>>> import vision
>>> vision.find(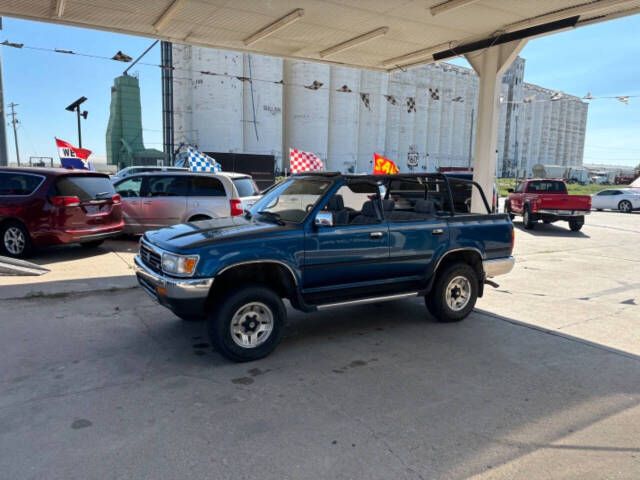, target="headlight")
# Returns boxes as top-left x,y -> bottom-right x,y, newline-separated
161,252 -> 199,277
